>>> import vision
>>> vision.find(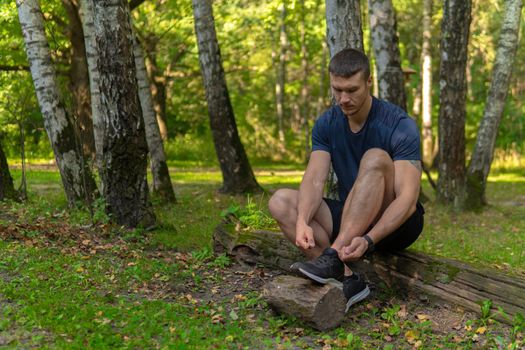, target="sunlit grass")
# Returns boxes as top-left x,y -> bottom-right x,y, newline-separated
6,158 -> 525,275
